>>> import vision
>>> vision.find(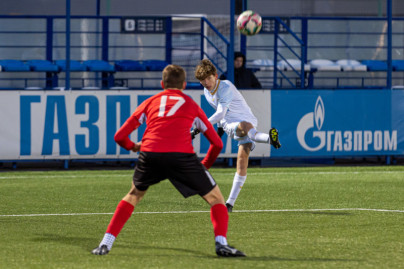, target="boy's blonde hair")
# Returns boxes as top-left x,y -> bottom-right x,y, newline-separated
195,59 -> 217,80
